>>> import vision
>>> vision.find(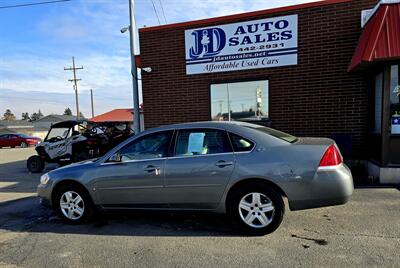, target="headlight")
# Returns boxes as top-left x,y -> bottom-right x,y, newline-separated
40,173 -> 50,185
